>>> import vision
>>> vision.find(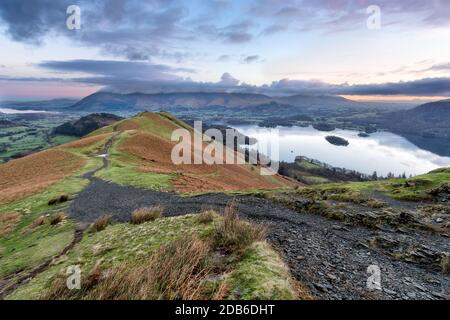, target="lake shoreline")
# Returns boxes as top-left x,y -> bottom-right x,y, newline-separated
232,124 -> 450,177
